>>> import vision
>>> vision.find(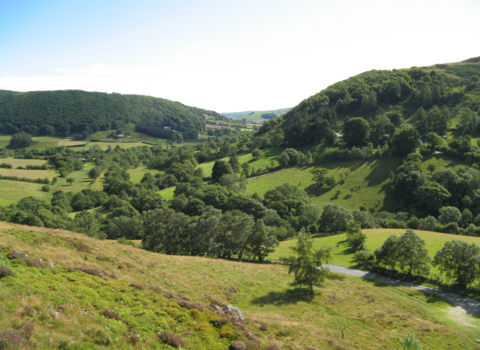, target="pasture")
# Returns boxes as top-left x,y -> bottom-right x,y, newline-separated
267,228 -> 480,274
